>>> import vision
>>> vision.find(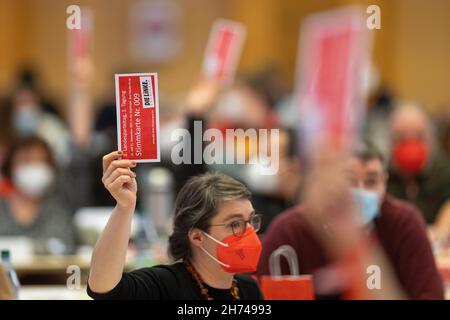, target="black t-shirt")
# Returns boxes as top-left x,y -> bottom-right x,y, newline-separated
87,262 -> 263,300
